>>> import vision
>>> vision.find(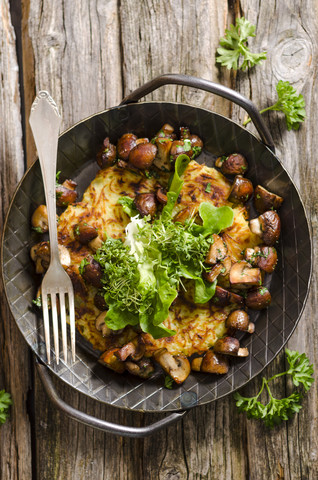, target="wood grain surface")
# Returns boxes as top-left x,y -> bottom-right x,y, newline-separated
1,1 -> 317,479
